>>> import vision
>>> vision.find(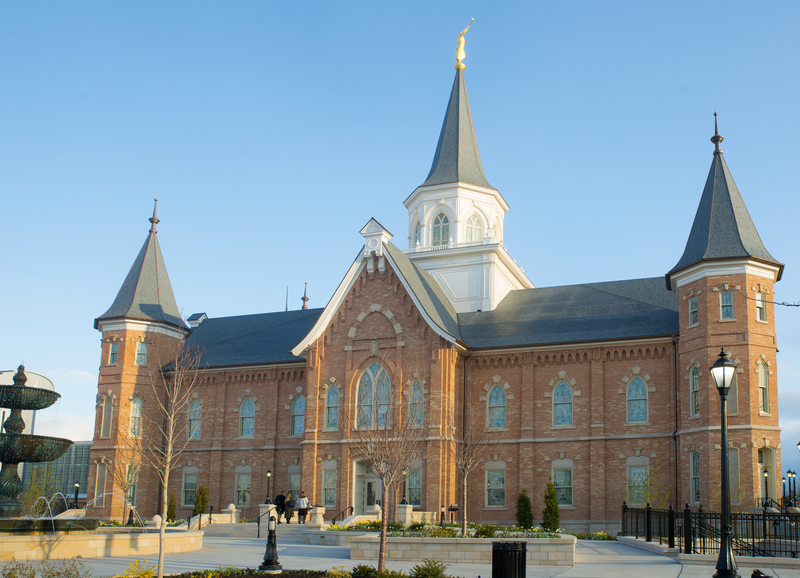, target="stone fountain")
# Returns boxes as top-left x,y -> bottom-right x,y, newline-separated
0,365 -> 72,518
